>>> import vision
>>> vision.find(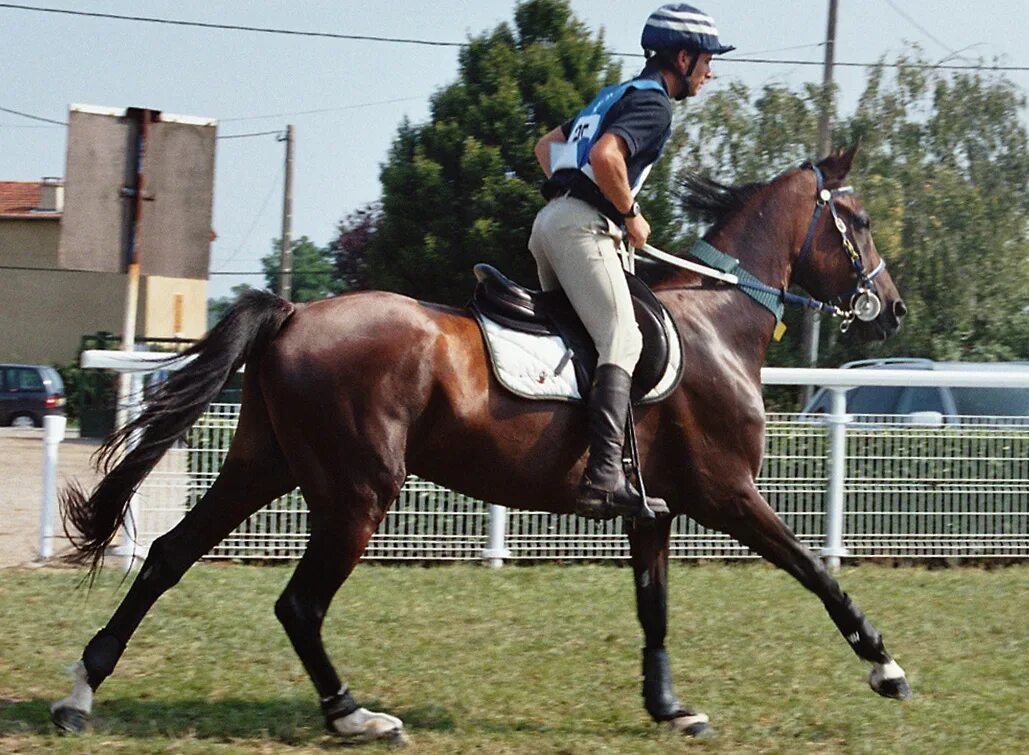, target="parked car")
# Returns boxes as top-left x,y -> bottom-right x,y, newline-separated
0,363 -> 66,428
802,358 -> 1029,424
